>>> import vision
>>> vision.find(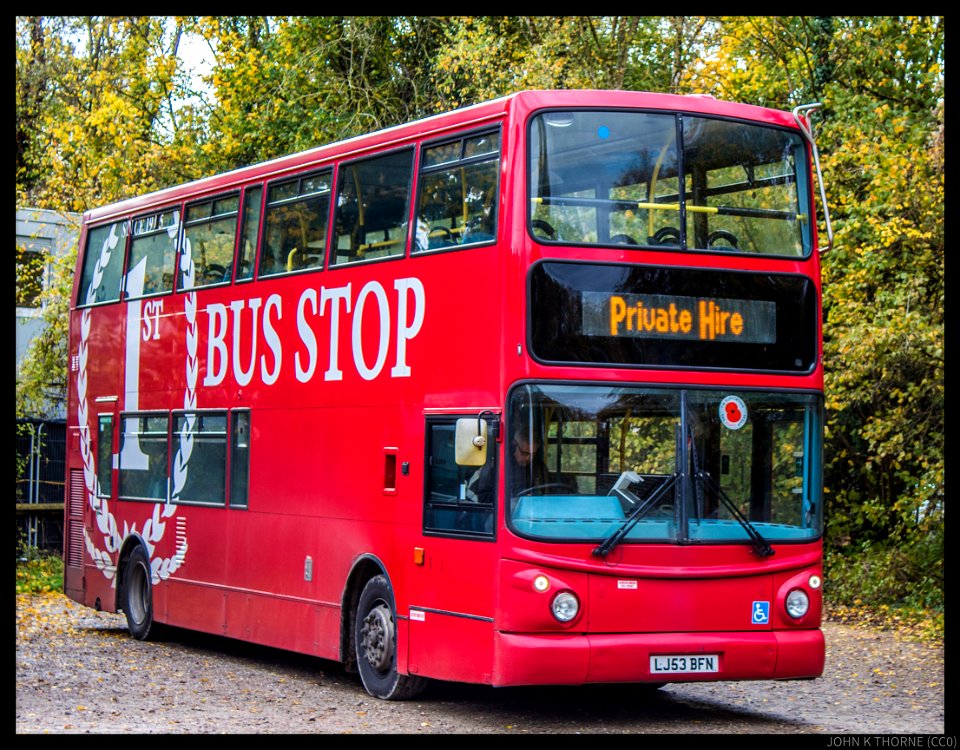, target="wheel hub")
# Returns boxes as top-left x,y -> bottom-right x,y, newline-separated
360,602 -> 394,674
